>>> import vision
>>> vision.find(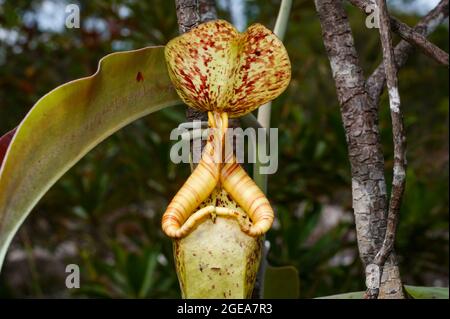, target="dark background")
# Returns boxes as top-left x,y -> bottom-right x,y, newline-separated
0,0 -> 448,298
